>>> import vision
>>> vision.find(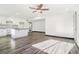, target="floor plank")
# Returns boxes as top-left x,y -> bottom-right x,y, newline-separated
0,32 -> 78,54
